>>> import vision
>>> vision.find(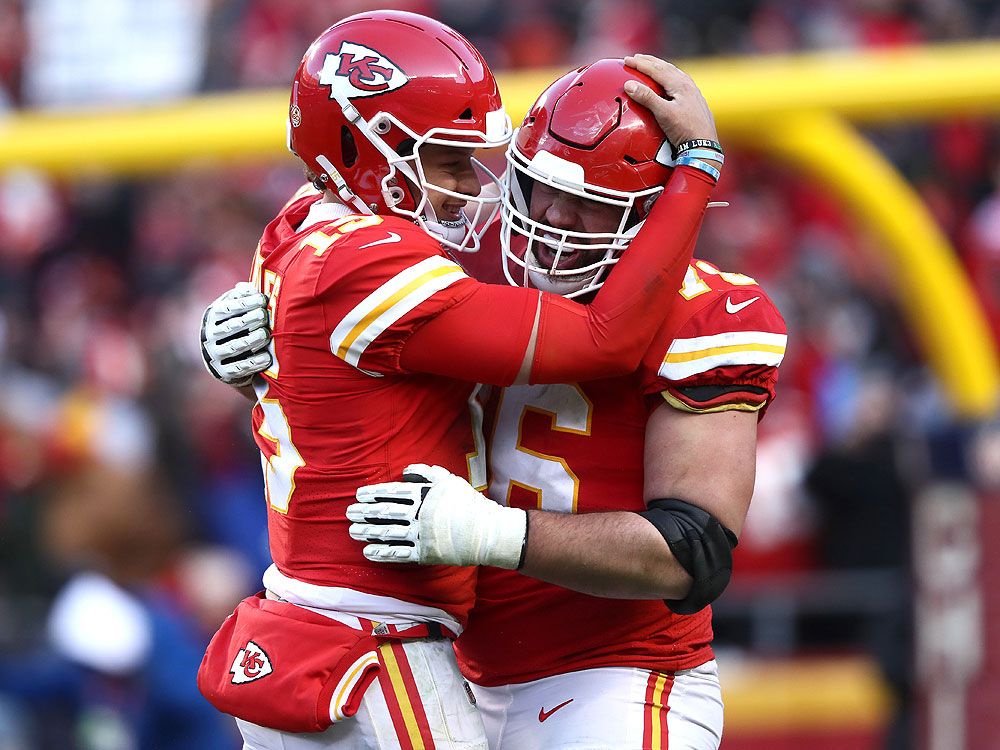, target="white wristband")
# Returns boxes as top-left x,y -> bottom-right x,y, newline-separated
478,504 -> 528,569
